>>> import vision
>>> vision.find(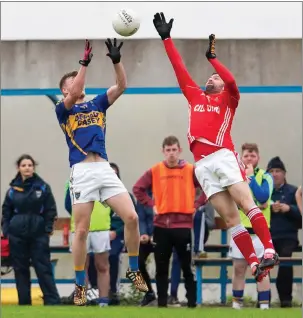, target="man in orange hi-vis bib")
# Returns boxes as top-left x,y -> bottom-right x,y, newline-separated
133,136 -> 207,308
